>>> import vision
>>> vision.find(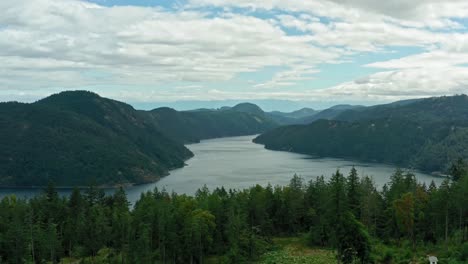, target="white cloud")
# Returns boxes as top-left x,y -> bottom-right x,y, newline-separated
367,51 -> 468,69
0,0 -> 338,93
189,0 -> 468,102
1,0 -> 468,104
254,65 -> 320,89
320,67 -> 468,101
191,0 -> 468,25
